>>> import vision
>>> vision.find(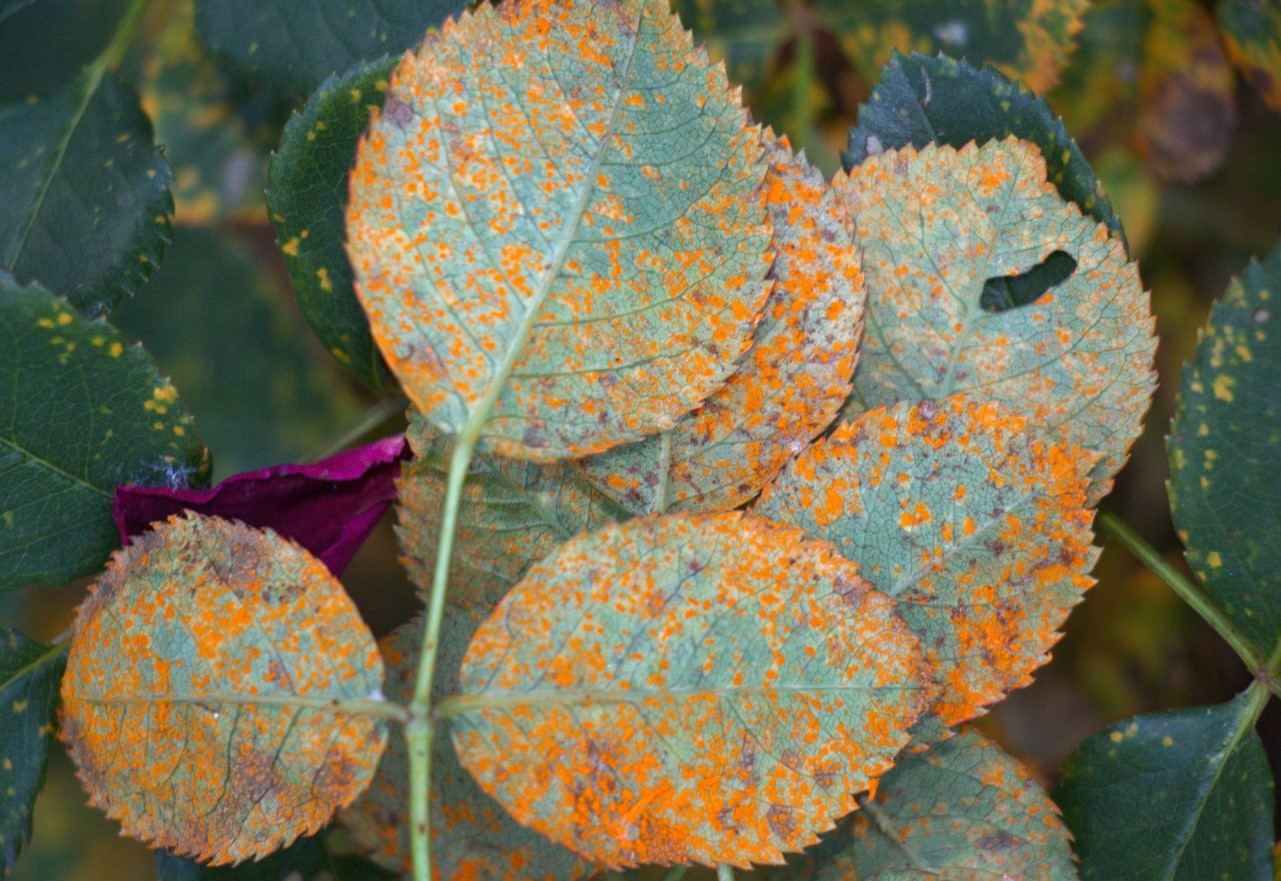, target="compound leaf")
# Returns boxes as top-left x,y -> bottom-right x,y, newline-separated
0,277 -> 208,592
59,513 -> 388,865
445,512 -> 933,867
348,0 -> 772,461
396,413 -> 628,605
193,0 -> 466,100
342,612 -> 593,880
838,138 -> 1155,502
755,396 -> 1097,726
846,52 -> 1121,239
578,131 -> 863,515
0,629 -> 67,874
1056,692 -> 1274,881
1168,241 -> 1281,661
0,68 -> 171,317
268,56 -> 397,392
1218,0 -> 1281,112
